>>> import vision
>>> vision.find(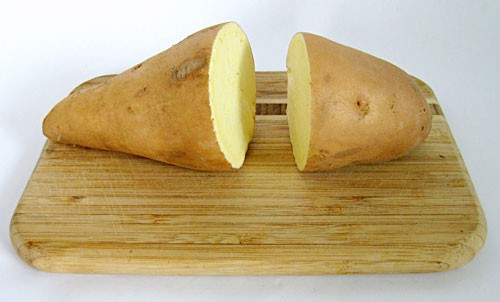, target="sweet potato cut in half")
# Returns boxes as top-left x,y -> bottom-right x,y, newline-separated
43,22 -> 256,171
286,33 -> 432,171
